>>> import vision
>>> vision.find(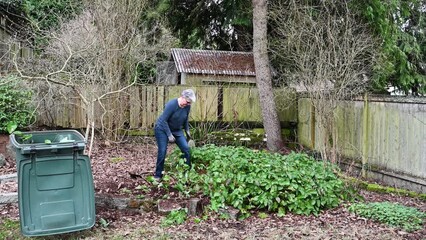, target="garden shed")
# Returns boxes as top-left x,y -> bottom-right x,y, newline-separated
157,48 -> 256,86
